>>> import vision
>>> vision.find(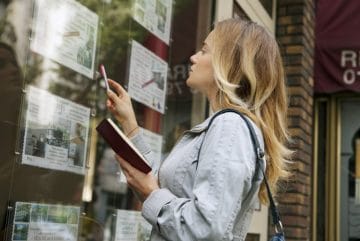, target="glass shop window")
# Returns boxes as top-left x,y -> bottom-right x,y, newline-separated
0,0 -> 211,240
